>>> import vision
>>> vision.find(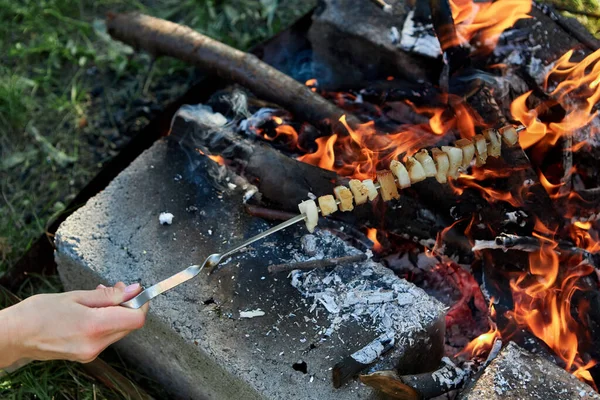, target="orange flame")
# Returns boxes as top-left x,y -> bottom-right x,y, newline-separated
461,300 -> 501,359
367,228 -> 383,252
296,105 -> 482,179
512,49 -> 600,149
449,0 -> 532,53
197,149 -> 226,165
450,171 -> 522,208
509,224 -> 596,381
